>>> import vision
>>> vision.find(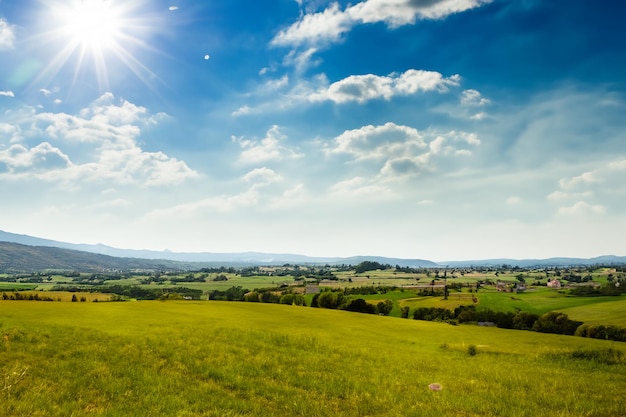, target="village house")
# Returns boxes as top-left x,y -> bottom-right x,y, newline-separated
547,279 -> 562,289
